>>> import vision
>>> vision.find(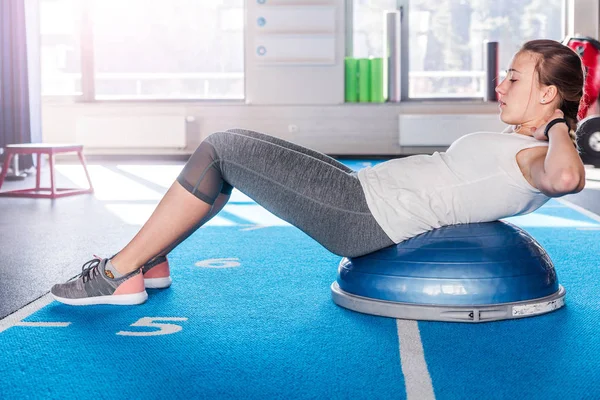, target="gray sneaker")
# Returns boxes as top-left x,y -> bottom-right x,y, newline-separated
51,258 -> 148,306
